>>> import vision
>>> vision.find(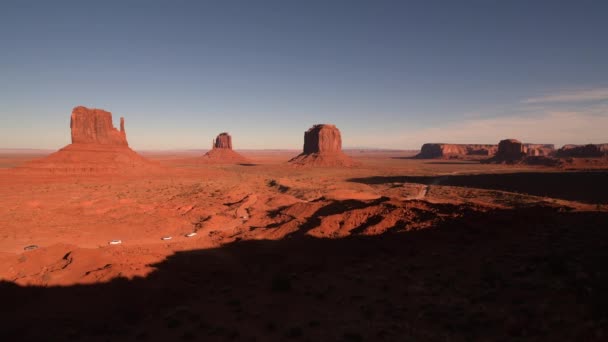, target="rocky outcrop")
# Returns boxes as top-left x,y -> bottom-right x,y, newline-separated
212,132 -> 233,149
415,144 -> 497,159
201,132 -> 249,164
523,144 -> 555,157
70,106 -> 128,146
303,124 -> 342,154
17,106 -> 156,174
556,144 -> 608,158
289,124 -> 355,167
495,139 -> 526,161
